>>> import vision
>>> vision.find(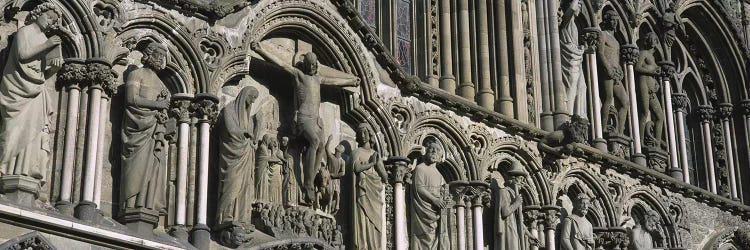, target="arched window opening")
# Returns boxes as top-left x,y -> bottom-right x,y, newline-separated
396,0 -> 414,73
